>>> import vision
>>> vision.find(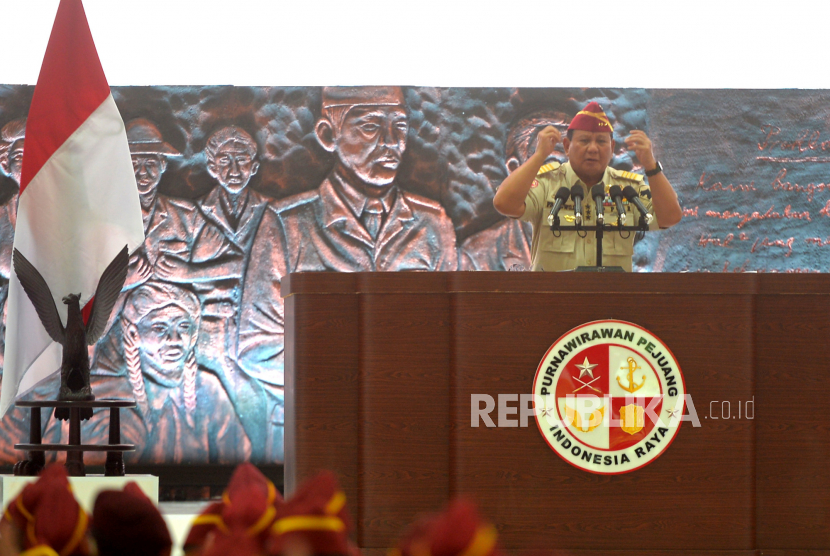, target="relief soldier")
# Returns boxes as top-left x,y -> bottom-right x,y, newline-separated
145,125 -> 271,458
459,110 -> 570,271
237,86 -> 458,386
122,118 -> 190,289
77,282 -> 251,463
